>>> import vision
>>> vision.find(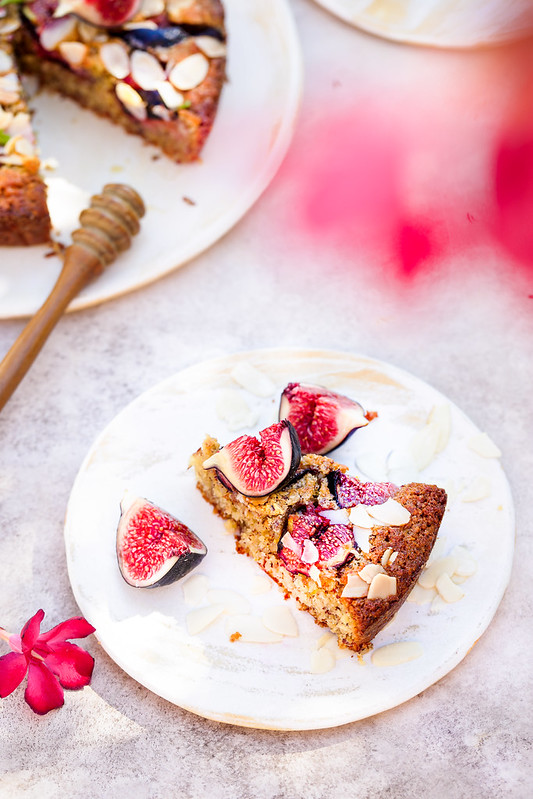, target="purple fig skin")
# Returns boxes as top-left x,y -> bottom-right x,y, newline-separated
202,420 -> 301,498
116,494 -> 207,589
279,382 -> 370,455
